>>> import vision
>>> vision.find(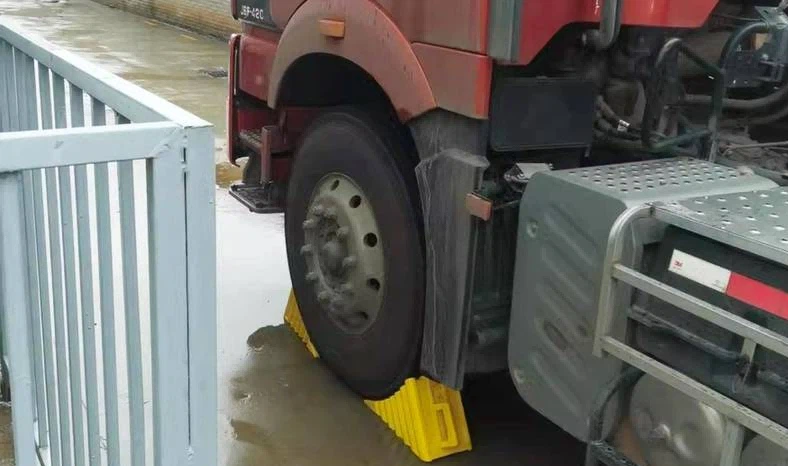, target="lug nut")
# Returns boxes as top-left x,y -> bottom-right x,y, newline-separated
300,245 -> 313,255
305,272 -> 318,282
340,283 -> 354,294
302,219 -> 317,230
336,227 -> 350,239
342,255 -> 357,269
